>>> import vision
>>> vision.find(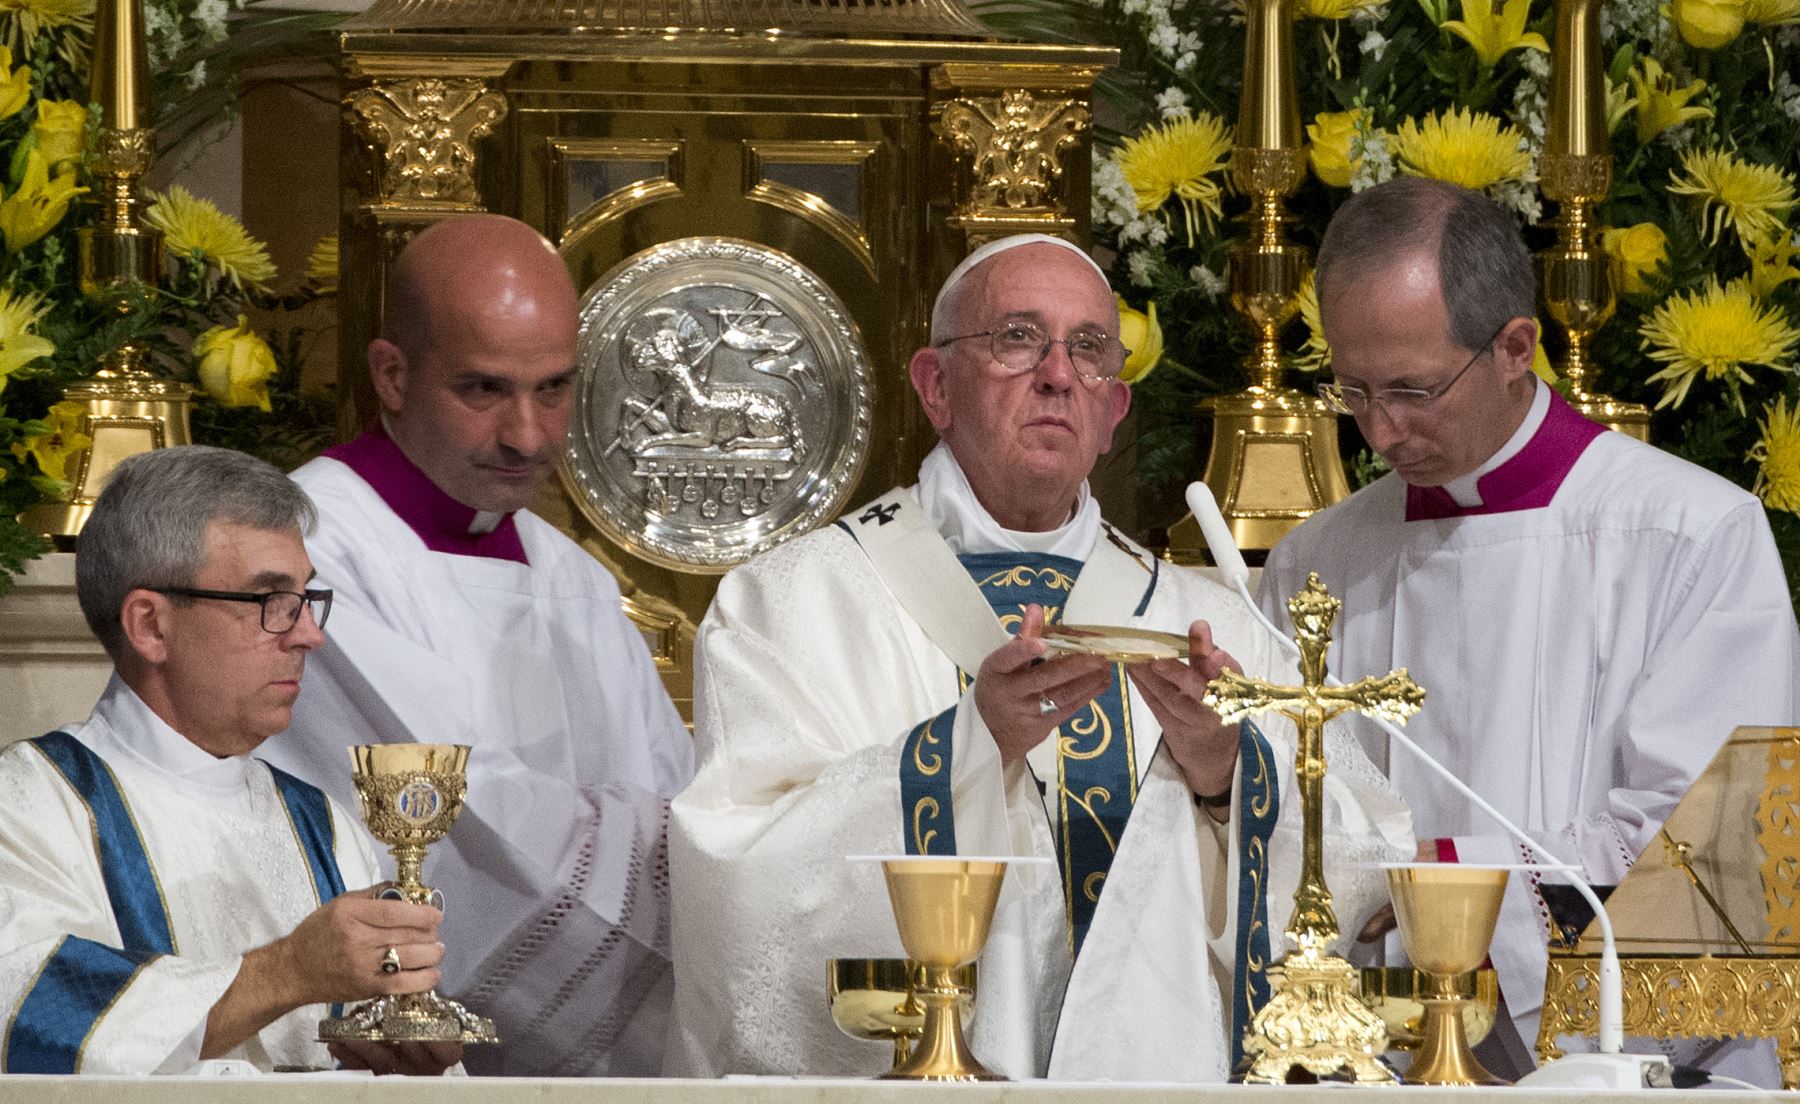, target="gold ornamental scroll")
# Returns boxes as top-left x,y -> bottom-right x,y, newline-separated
1539,726 -> 1800,1087
335,3 -> 1116,720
